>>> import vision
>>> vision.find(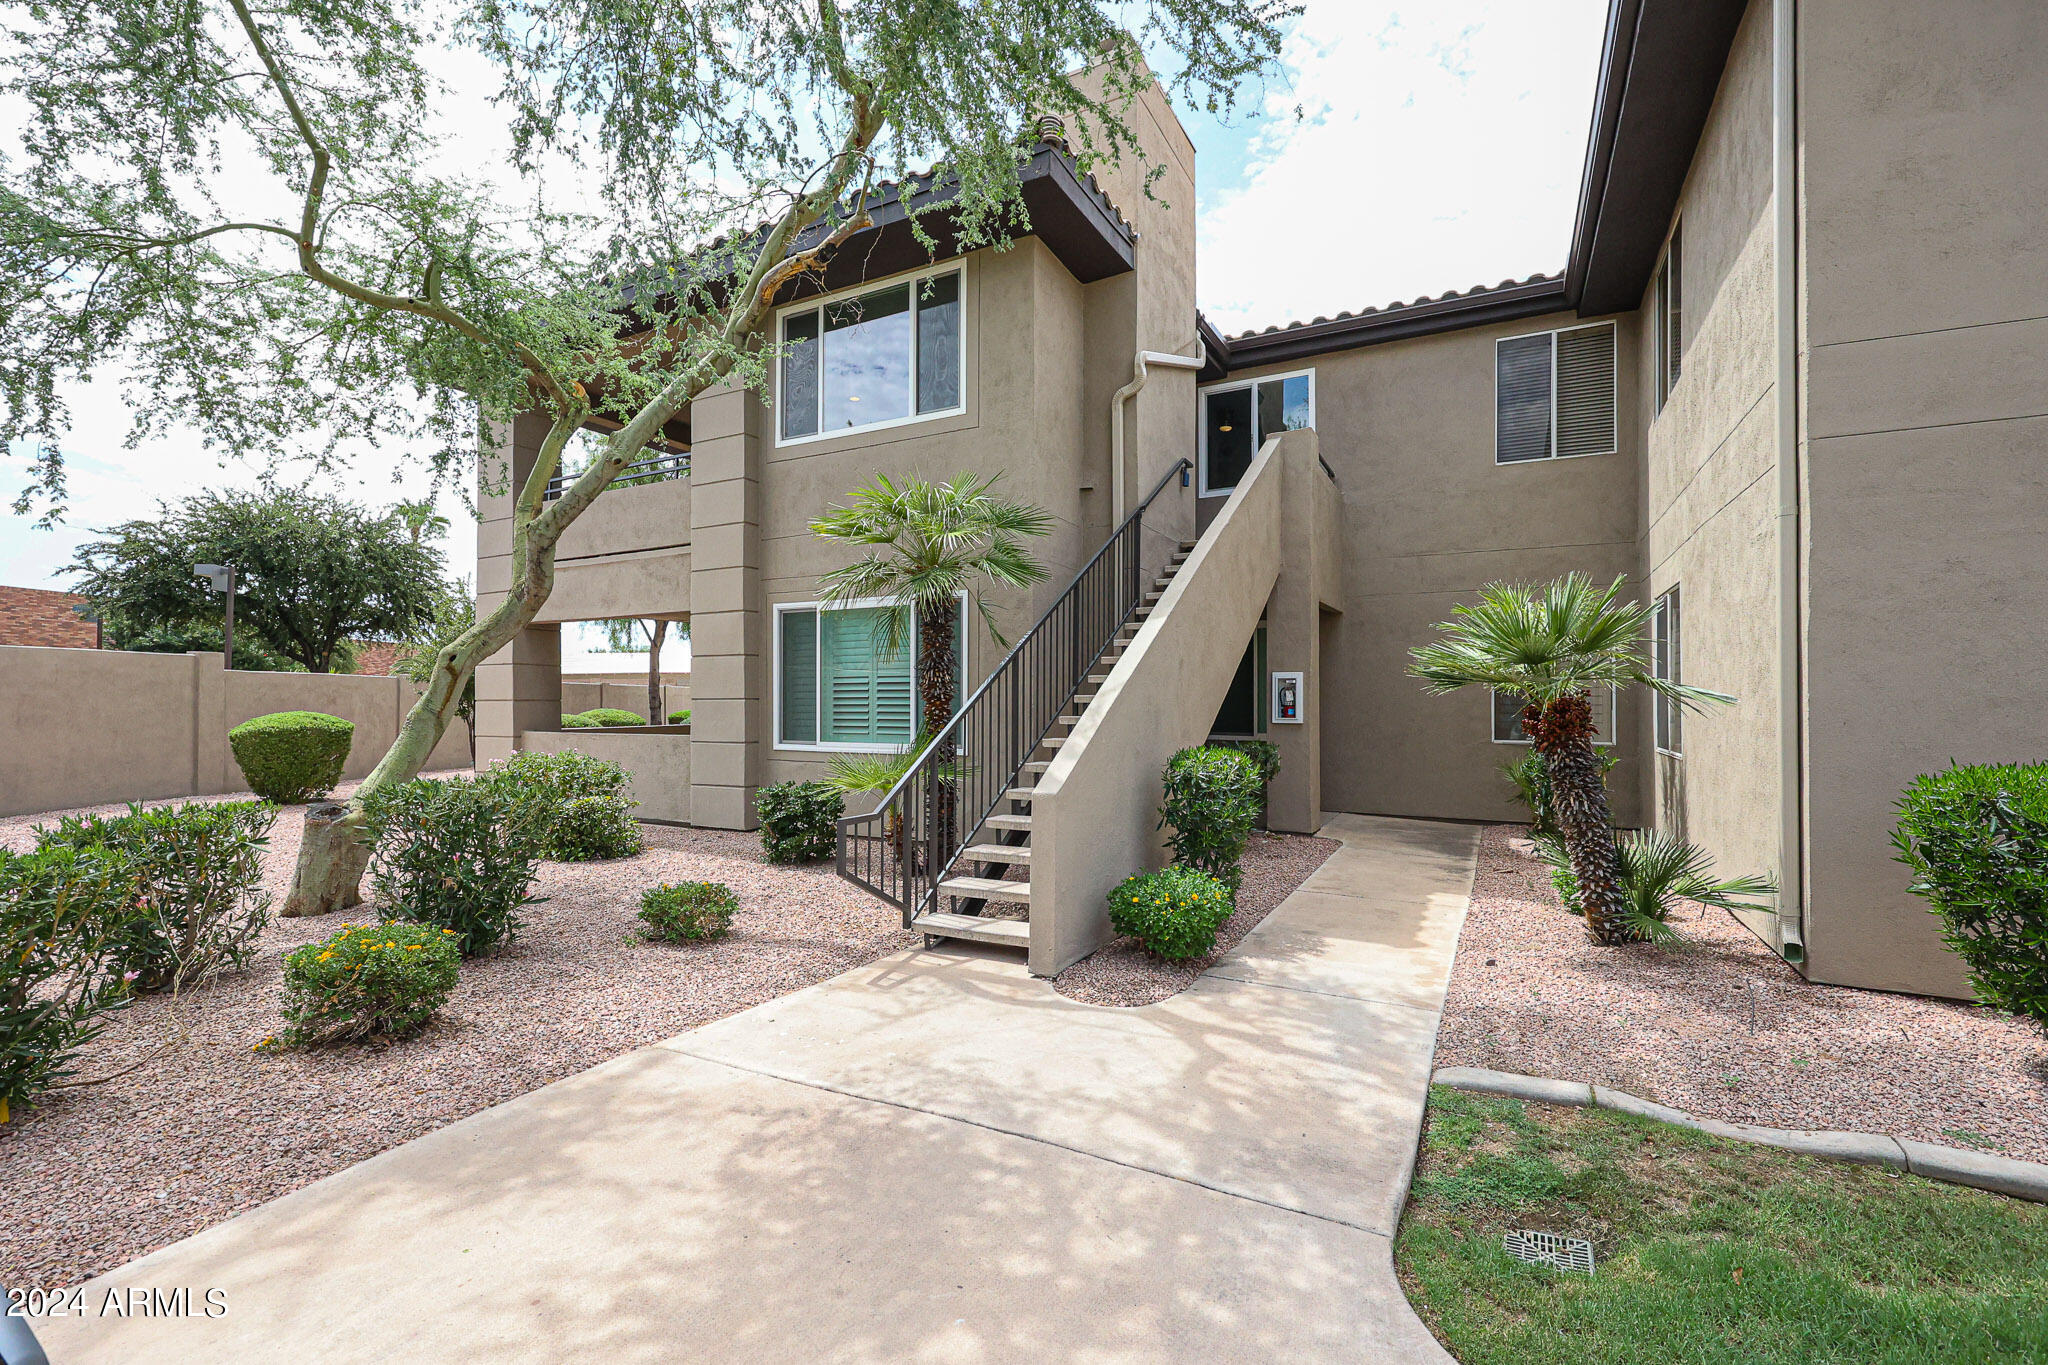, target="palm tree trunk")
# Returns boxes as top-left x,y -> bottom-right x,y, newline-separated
1528,693 -> 1641,946
917,601 -> 958,884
